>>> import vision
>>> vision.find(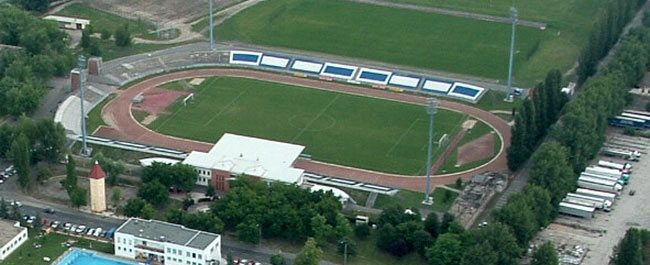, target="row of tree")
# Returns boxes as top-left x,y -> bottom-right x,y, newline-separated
0,6 -> 75,116
0,117 -> 67,190
492,13 -> 650,265
79,22 -> 132,57
613,228 -> 650,265
210,177 -> 347,244
507,69 -> 567,171
576,0 -> 647,83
